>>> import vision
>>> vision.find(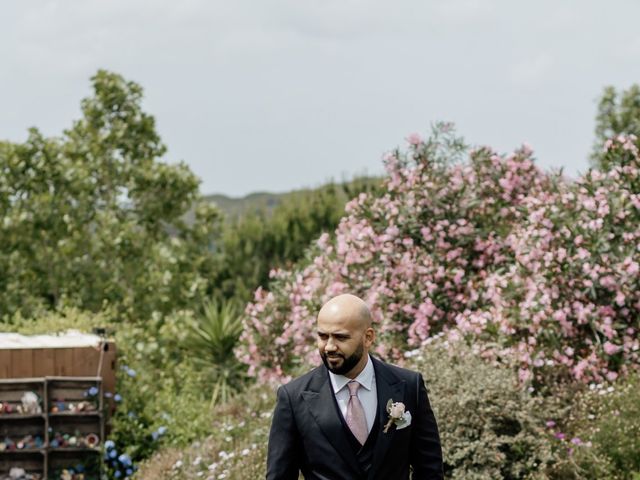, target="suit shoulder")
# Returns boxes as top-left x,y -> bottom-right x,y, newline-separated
373,356 -> 422,382
279,365 -> 325,394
